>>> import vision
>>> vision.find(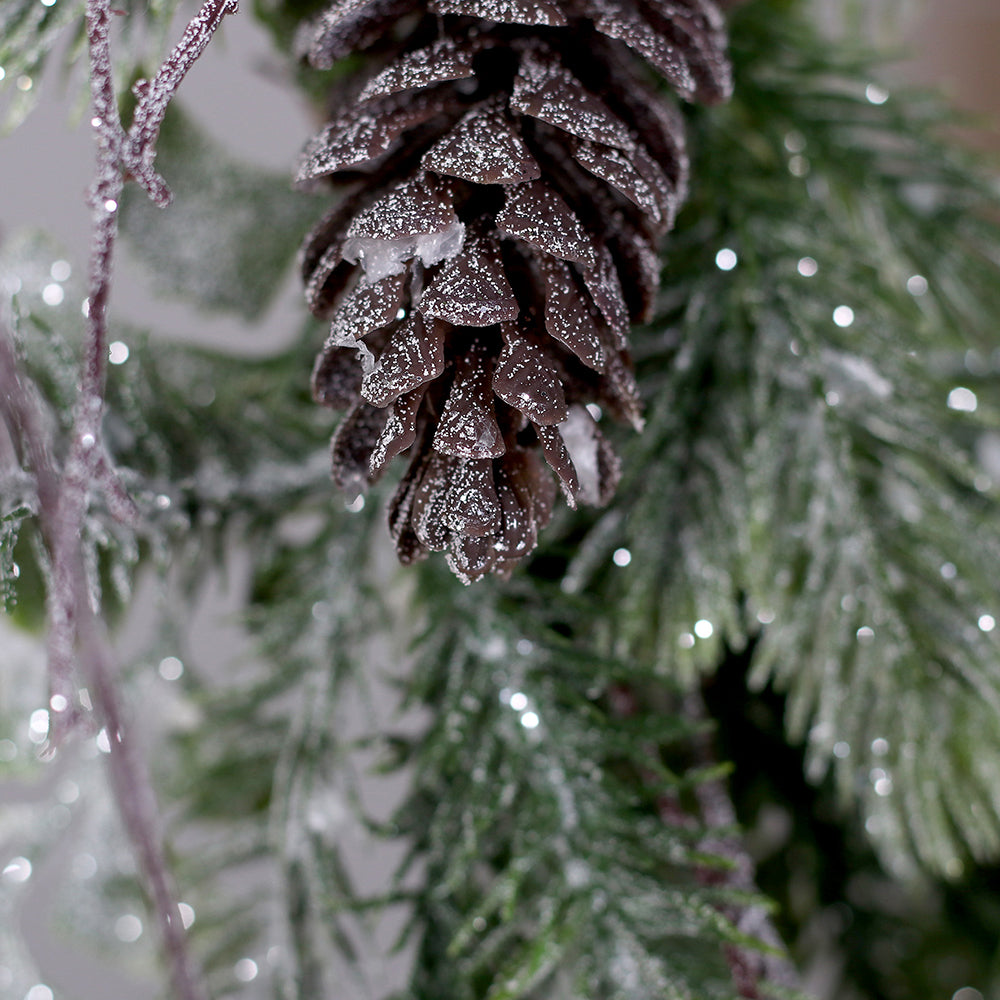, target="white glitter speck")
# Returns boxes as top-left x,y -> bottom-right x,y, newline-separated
715,248 -> 738,271
788,155 -> 809,177
952,988 -> 984,1000
865,83 -> 889,105
2,857 -> 32,882
158,656 -> 184,681
115,914 -> 143,942
947,387 -> 977,412
509,692 -> 528,712
833,305 -> 855,328
234,959 -> 258,982
783,131 -> 806,153
28,709 -> 49,741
